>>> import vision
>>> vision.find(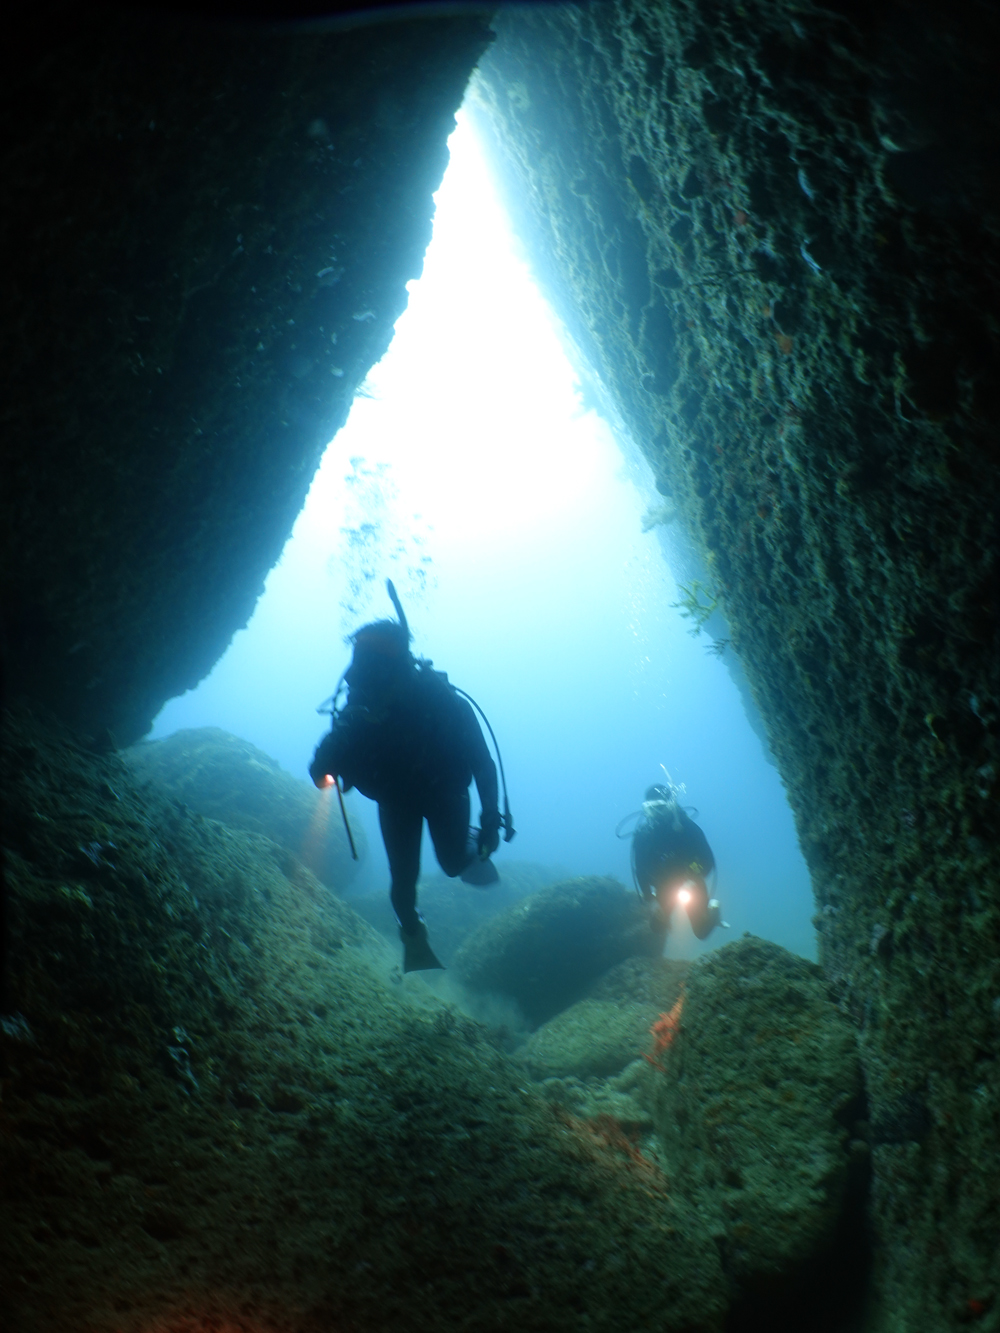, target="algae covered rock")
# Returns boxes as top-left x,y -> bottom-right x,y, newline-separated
2,705 -> 732,1333
533,1061 -> 656,1137
125,727 -> 363,890
516,954 -> 690,1084
517,998 -> 661,1080
475,6 -> 1000,1319
588,955 -> 690,1009
344,860 -> 565,962
651,936 -> 866,1302
4,9 -> 493,746
452,875 -> 667,1026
